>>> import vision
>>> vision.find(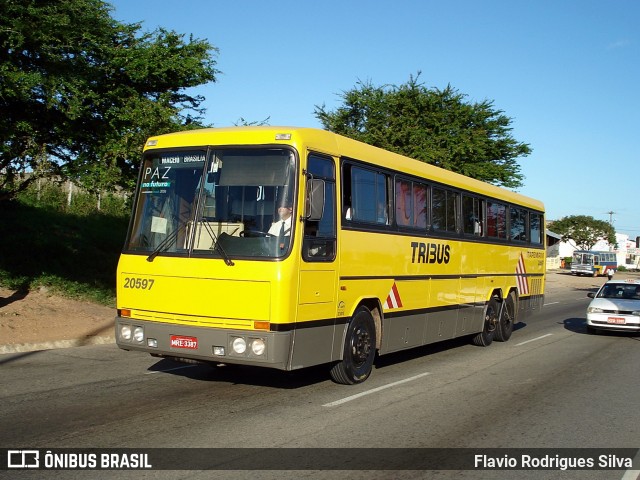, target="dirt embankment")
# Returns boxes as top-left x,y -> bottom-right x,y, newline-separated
0,286 -> 114,351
